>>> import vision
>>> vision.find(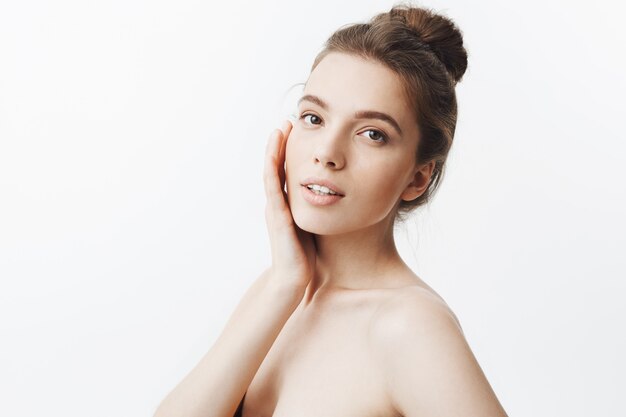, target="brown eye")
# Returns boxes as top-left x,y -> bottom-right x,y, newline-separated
301,113 -> 322,125
361,129 -> 388,143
